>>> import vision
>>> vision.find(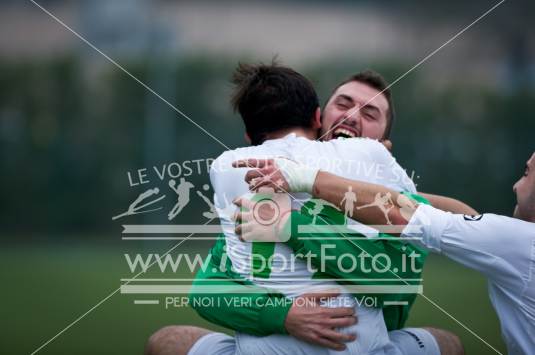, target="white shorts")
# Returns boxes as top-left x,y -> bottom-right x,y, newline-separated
388,328 -> 441,355
187,333 -> 235,355
188,327 -> 440,355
